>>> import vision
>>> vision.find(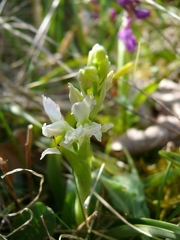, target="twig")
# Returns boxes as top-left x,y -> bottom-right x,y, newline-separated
76,211 -> 98,232
145,0 -> 180,22
5,208 -> 33,238
1,168 -> 44,217
0,158 -> 20,210
25,124 -> 33,196
40,215 -> 52,240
